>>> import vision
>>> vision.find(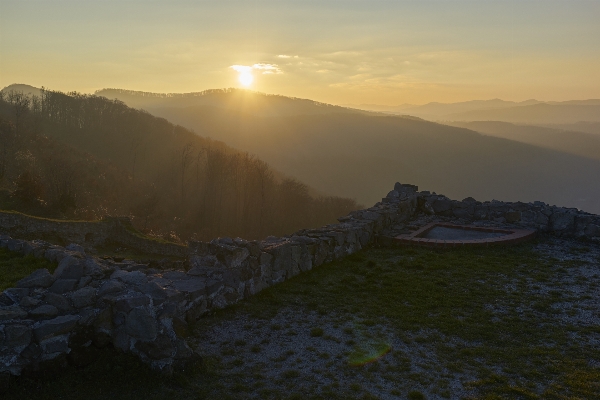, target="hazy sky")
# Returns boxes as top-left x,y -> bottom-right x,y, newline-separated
1,0 -> 599,105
